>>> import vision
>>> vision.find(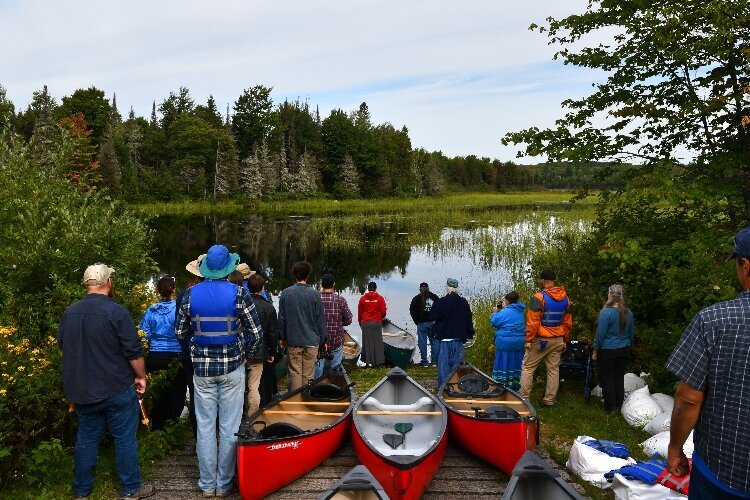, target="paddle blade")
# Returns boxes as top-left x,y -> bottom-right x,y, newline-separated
394,422 -> 413,435
383,433 -> 404,449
